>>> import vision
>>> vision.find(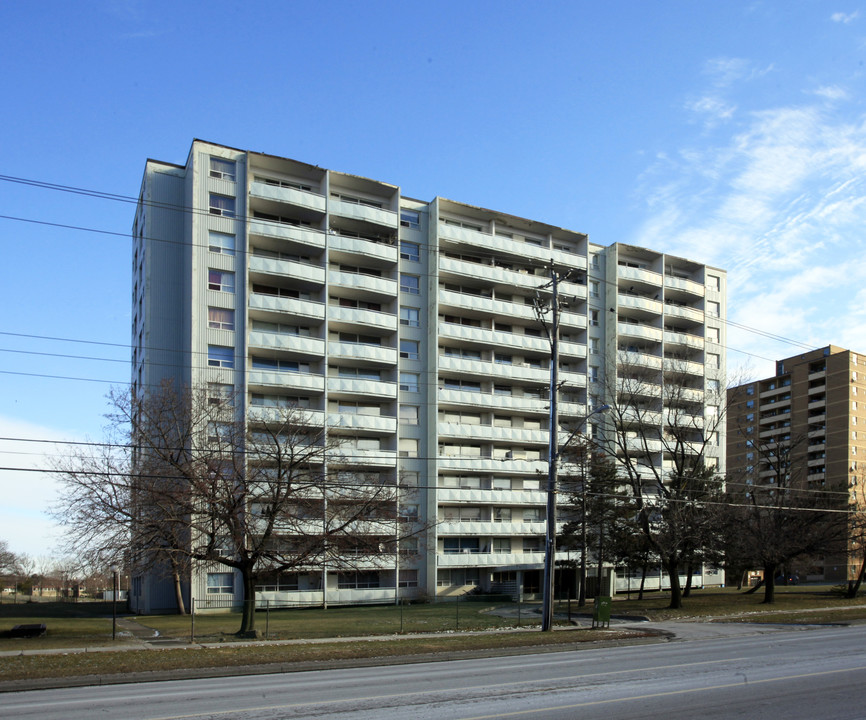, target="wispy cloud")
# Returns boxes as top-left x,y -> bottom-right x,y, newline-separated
633,79 -> 866,377
831,11 -> 859,24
